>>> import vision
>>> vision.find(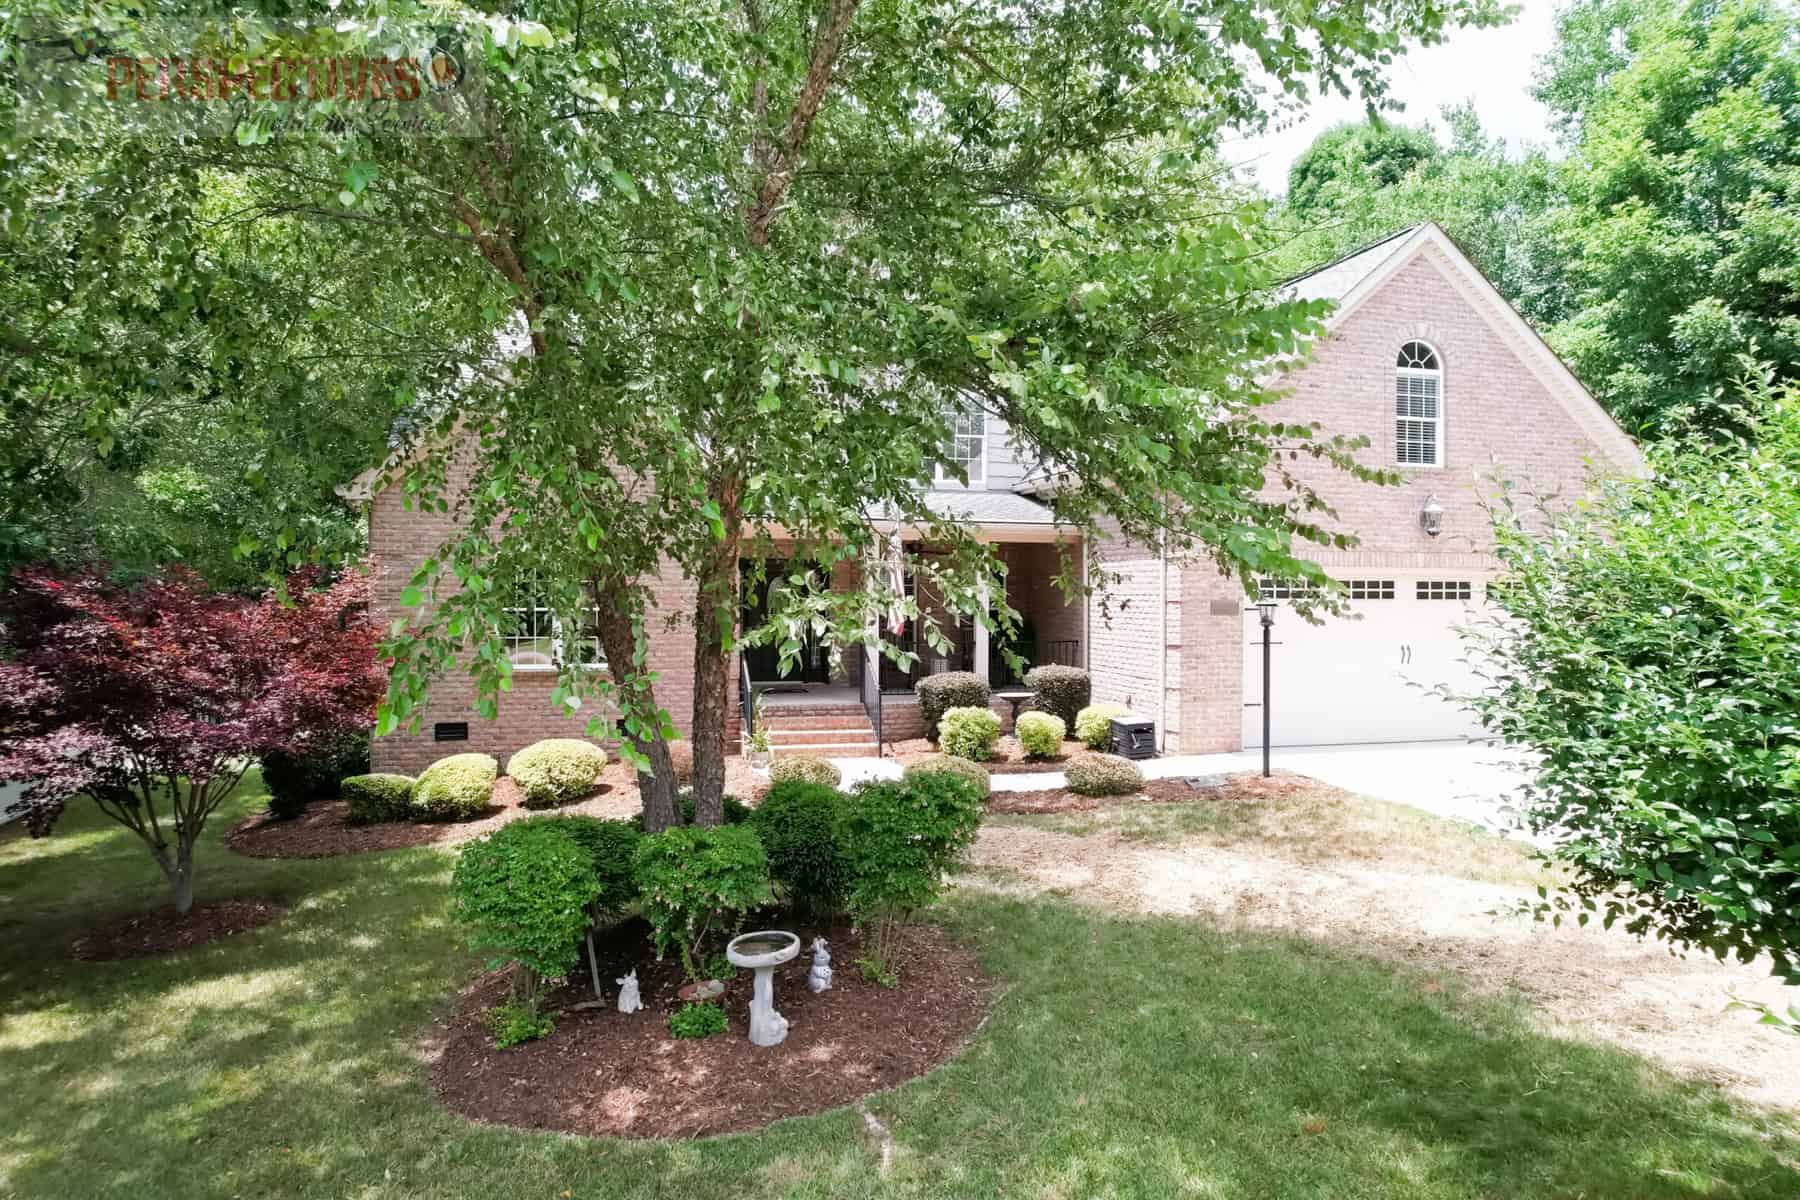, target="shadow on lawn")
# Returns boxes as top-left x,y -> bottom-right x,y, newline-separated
1,794 -> 1796,1199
